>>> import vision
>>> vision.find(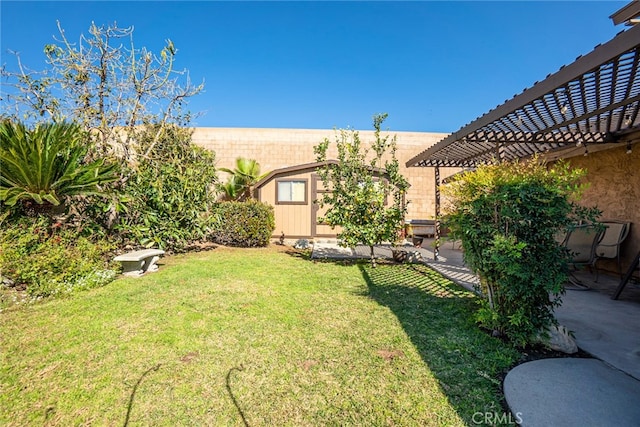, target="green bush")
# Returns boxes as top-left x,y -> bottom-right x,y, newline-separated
0,216 -> 117,299
212,200 -> 275,247
442,158 -> 600,347
107,124 -> 219,252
